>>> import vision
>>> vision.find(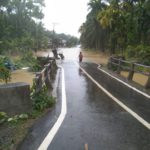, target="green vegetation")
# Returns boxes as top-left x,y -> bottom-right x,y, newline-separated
79,0 -> 150,65
0,0 -> 78,57
14,51 -> 42,72
0,56 -> 11,83
0,0 -> 45,54
0,52 -> 42,84
50,32 -> 79,48
0,84 -> 55,149
0,79 -> 56,125
0,111 -> 30,150
0,60 -> 56,149
0,112 -> 29,125
31,85 -> 55,111
0,112 -> 8,124
126,45 -> 150,65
